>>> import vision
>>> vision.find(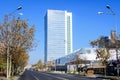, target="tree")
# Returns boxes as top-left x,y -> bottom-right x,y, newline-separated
33,60 -> 44,71
74,54 -> 83,72
0,15 -> 35,77
0,53 -> 6,73
36,60 -> 43,69
90,36 -> 111,76
12,47 -> 29,75
90,32 -> 120,59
